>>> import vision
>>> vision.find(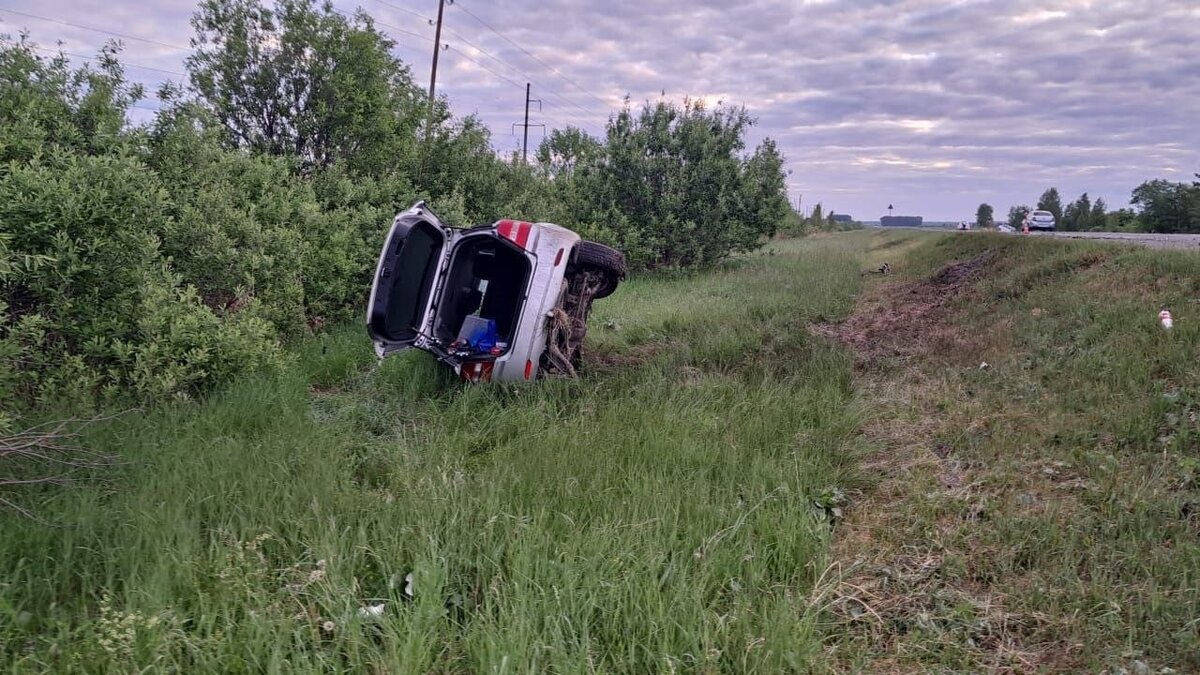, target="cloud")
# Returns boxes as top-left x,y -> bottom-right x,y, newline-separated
1,0 -> 1197,219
